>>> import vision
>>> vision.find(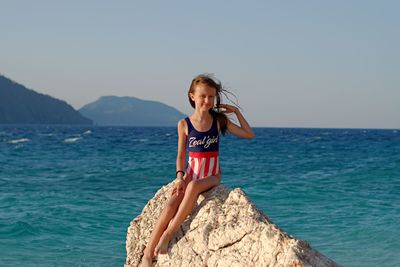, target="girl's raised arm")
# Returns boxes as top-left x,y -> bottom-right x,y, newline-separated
220,104 -> 255,139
